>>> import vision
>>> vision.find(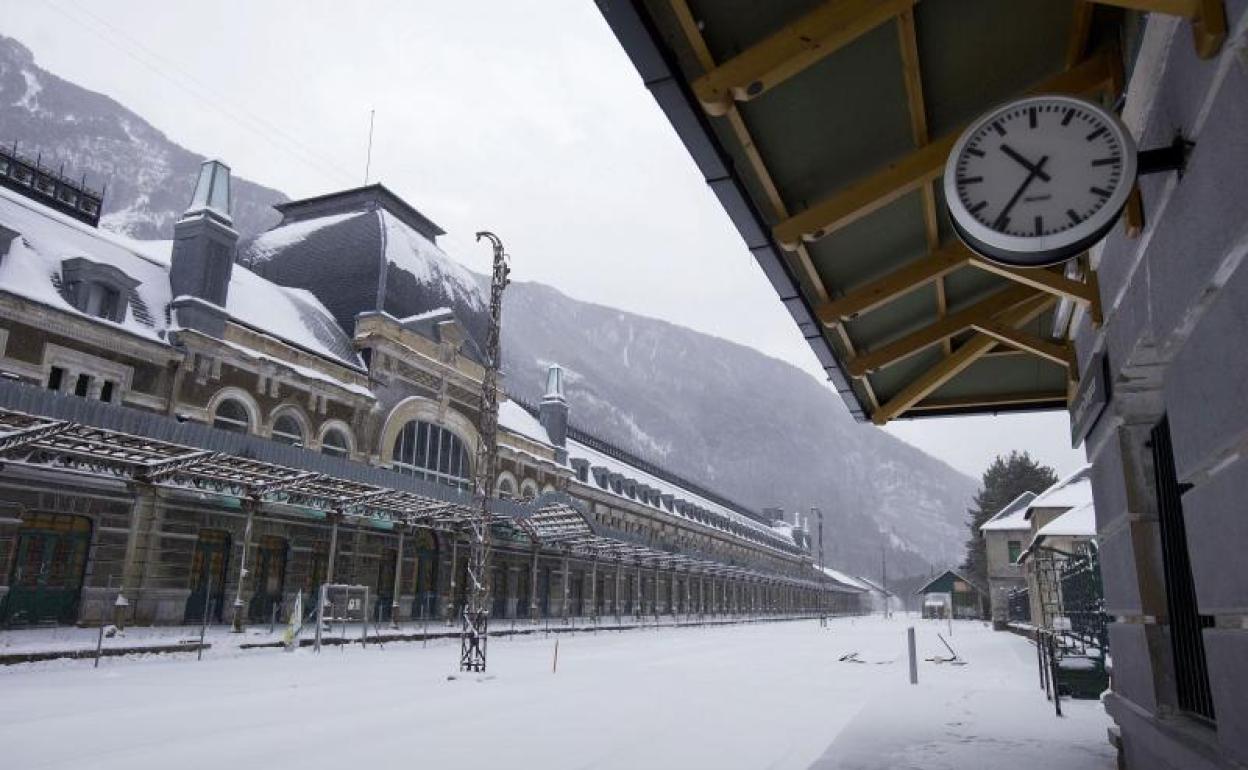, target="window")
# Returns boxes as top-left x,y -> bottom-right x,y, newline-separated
59,259 -> 138,323
73,373 -> 91,398
99,381 -> 114,403
212,399 -> 251,434
34,174 -> 54,196
47,366 -> 64,391
391,421 -> 471,490
83,283 -> 120,321
271,414 -> 304,446
321,428 -> 350,458
1007,540 -> 1022,564
497,476 -> 515,499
